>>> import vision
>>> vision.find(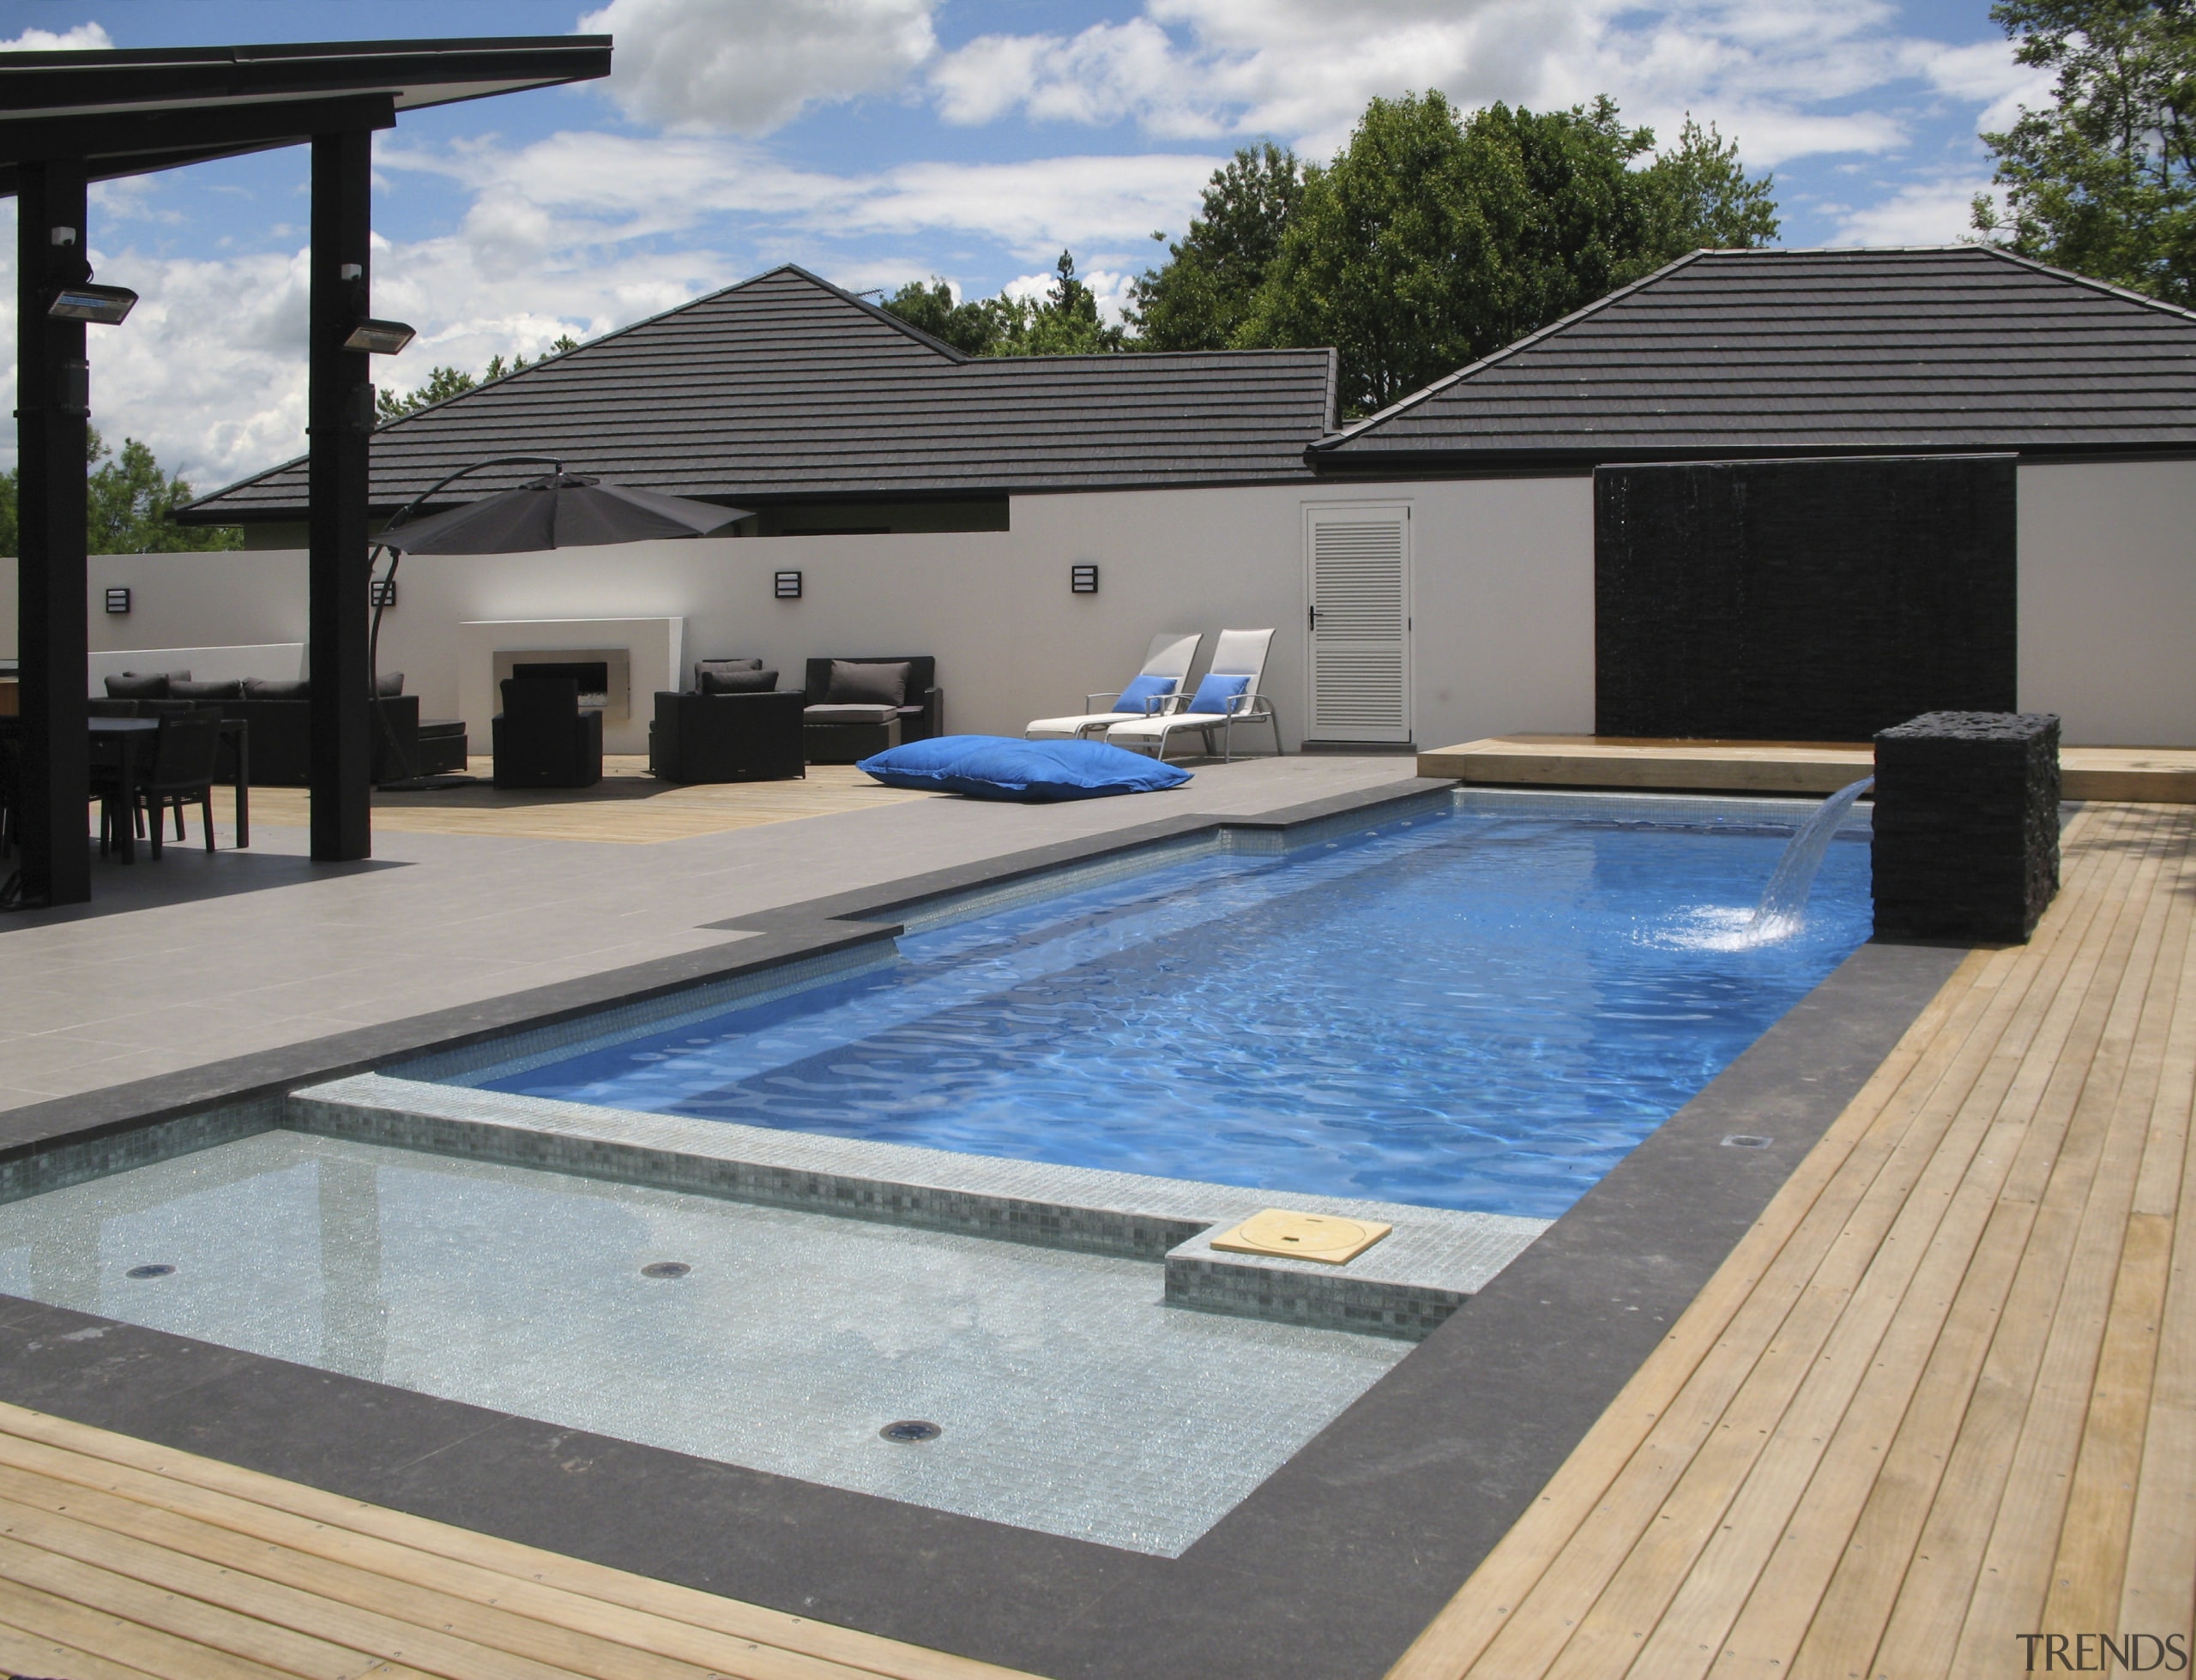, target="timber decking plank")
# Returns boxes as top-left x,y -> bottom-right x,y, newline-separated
0,1583 -> 302,1680
0,1403 -> 1032,1680
0,1493 -> 596,1680
0,1440 -> 878,1680
0,1528 -> 403,1680
1947,826 -> 2191,1672
0,1465 -> 745,1680
0,1611 -> 171,1680
1759,814 -> 2193,1677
